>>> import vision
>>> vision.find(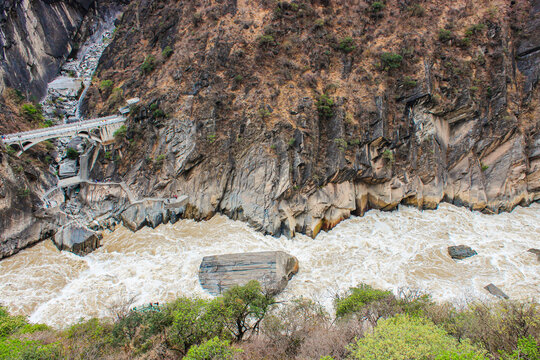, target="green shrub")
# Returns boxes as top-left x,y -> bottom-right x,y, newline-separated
335,284 -> 392,318
184,337 -> 241,360
334,138 -> 348,151
41,119 -> 54,128
338,37 -> 356,53
6,88 -> 25,103
382,149 -> 394,163
207,134 -> 217,143
162,45 -> 173,58
99,80 -> 113,92
258,34 -> 276,48
153,109 -> 166,118
403,76 -> 417,88
371,1 -> 386,13
465,23 -> 485,37
113,125 -> 127,140
233,74 -> 243,83
316,93 -> 334,120
20,103 -> 44,122
0,307 -> 27,338
438,29 -> 453,42
502,336 -> 539,360
0,338 -> 61,360
259,107 -> 271,119
5,146 -> 16,156
481,163 -> 489,172
66,147 -> 79,160
380,52 -> 403,70
347,314 -> 487,360
141,55 -> 156,74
